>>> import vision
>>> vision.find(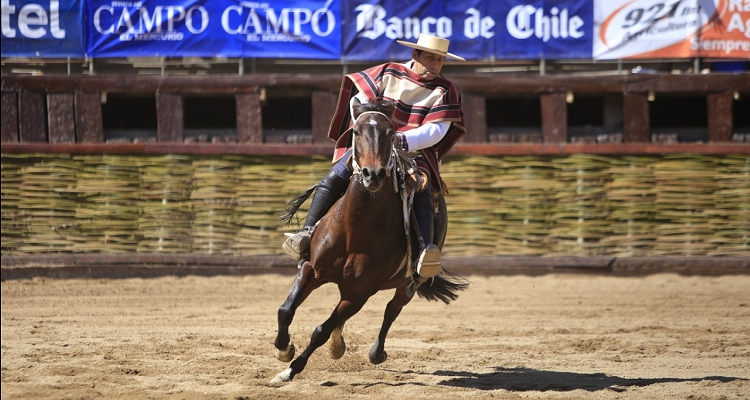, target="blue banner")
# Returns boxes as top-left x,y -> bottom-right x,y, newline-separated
496,0 -> 593,59
342,1 -> 486,62
4,1 -> 743,62
1,0 -> 85,58
341,0 -> 593,61
87,0 -> 341,58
